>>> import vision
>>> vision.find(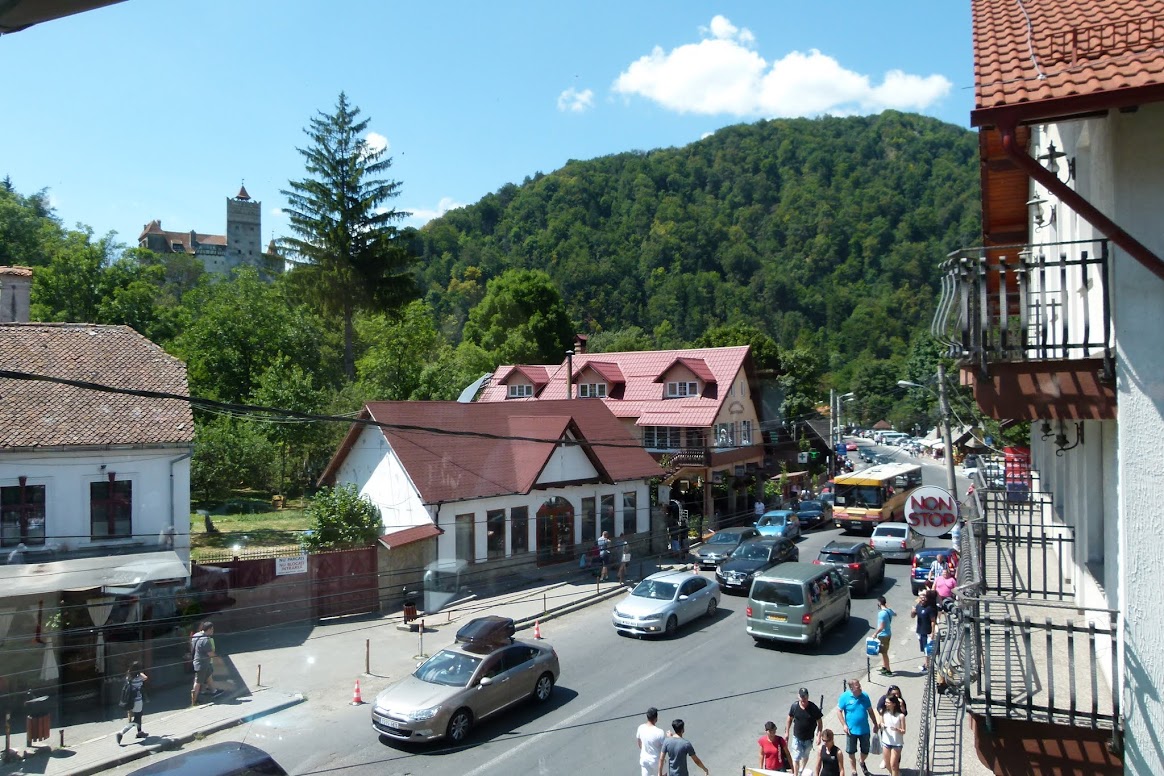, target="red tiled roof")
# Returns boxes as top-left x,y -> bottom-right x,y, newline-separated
972,1 -> 1164,122
379,523 -> 440,549
653,356 -> 716,384
574,361 -> 625,384
322,400 -> 662,504
0,266 -> 33,278
494,365 -> 552,387
478,346 -> 753,429
137,220 -> 227,252
0,323 -> 194,448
